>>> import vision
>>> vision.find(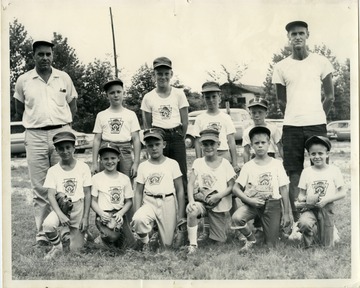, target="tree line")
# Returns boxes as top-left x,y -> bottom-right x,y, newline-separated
10,19 -> 350,133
